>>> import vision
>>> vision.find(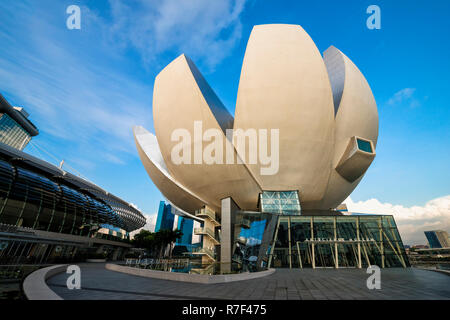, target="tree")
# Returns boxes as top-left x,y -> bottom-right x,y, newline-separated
168,229 -> 183,257
155,229 -> 184,258
131,229 -> 183,258
131,230 -> 156,256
